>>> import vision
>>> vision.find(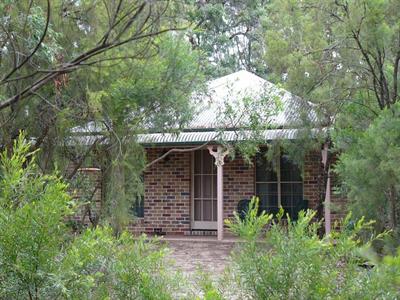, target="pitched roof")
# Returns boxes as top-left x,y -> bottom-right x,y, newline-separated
71,70 -> 320,146
186,70 -> 317,130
